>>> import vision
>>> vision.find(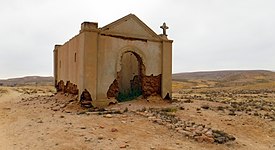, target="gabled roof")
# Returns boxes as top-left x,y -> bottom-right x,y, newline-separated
100,14 -> 162,41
